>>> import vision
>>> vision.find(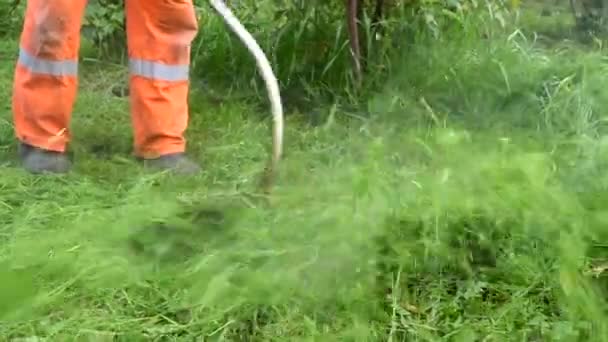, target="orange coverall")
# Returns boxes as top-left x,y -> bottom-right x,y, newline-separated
12,0 -> 199,159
